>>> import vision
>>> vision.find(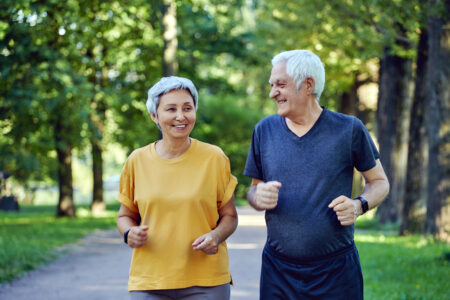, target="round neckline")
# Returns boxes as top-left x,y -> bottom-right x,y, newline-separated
281,107 -> 326,141
149,138 -> 197,163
